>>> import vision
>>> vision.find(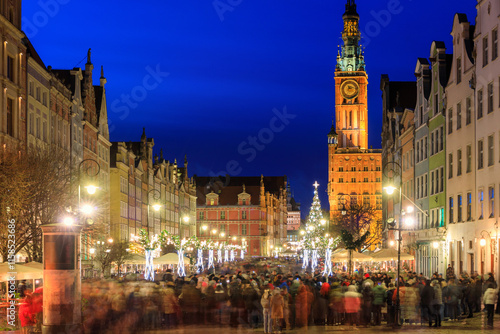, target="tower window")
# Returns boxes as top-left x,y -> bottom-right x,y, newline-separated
483,36 -> 489,67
